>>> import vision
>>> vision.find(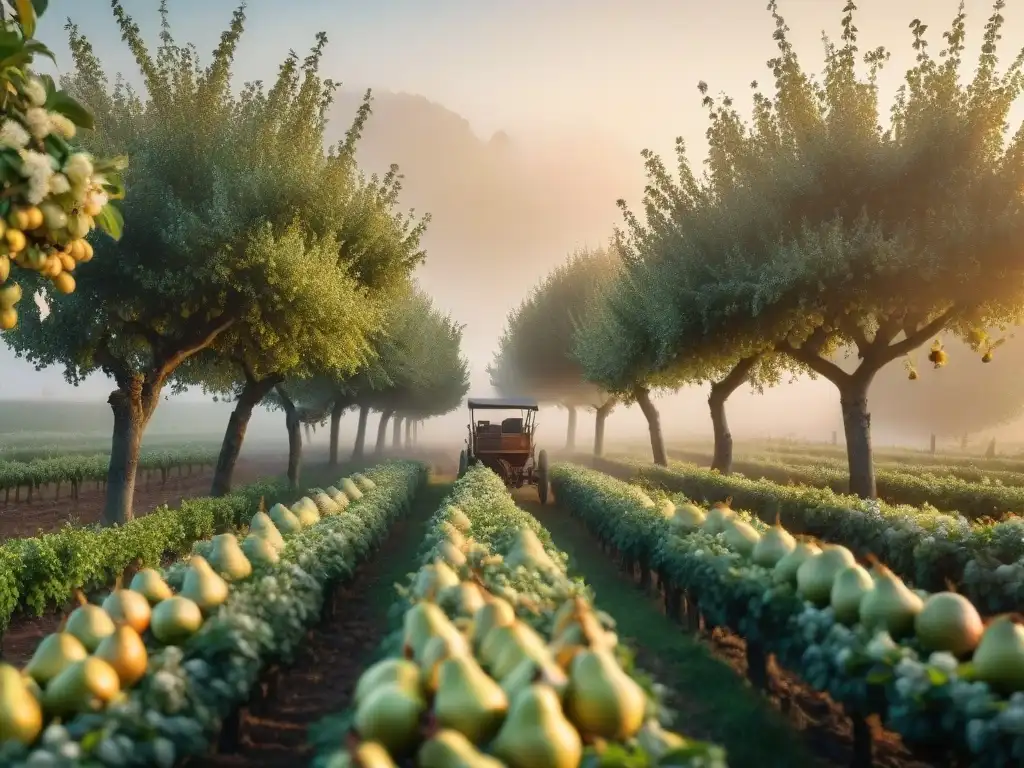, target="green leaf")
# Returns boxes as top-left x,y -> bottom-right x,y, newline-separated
15,0 -> 35,40
94,203 -> 124,242
44,91 -> 94,130
31,0 -> 49,17
22,40 -> 56,65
